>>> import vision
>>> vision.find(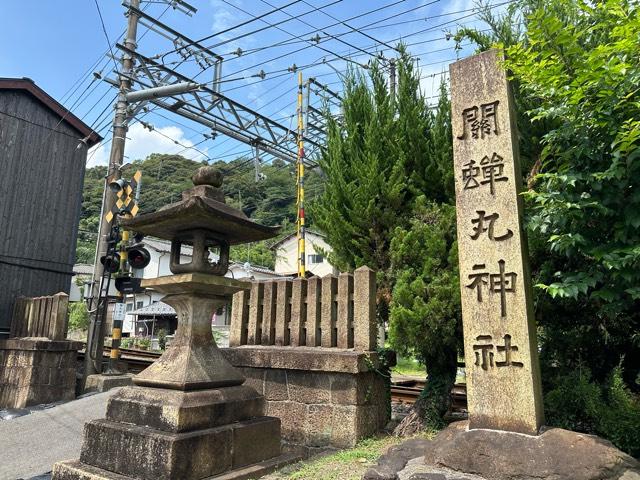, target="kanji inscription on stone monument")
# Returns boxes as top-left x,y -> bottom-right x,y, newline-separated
450,49 -> 544,435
